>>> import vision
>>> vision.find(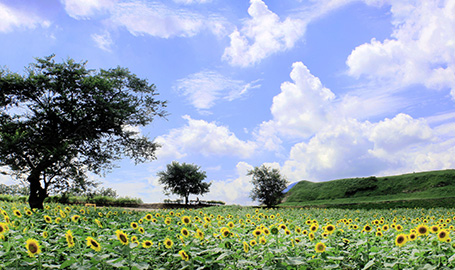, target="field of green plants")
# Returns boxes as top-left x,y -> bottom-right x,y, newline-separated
1,201 -> 455,269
